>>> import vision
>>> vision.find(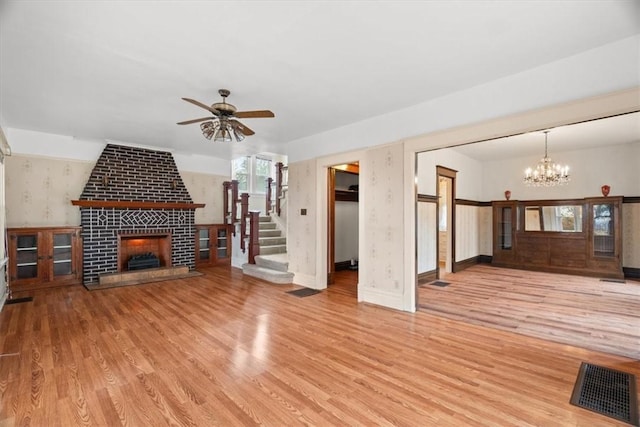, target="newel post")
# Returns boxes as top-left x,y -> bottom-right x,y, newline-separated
231,180 -> 239,222
223,181 -> 231,224
248,211 -> 260,264
240,193 -> 250,253
275,162 -> 284,216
